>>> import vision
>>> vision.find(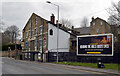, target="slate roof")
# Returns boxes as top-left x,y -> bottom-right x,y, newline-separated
74,27 -> 90,35
48,21 -> 77,37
